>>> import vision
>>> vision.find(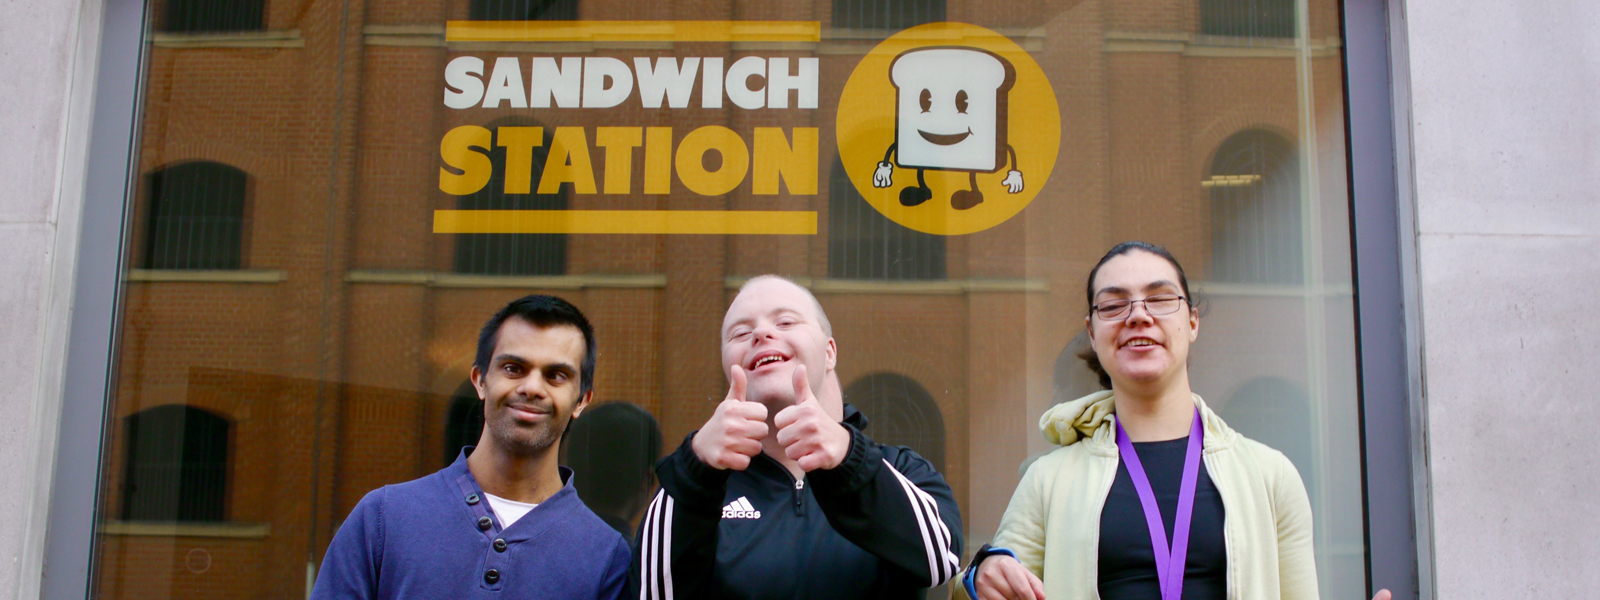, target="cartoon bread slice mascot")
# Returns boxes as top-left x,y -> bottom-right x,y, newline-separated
873,47 -> 1023,210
